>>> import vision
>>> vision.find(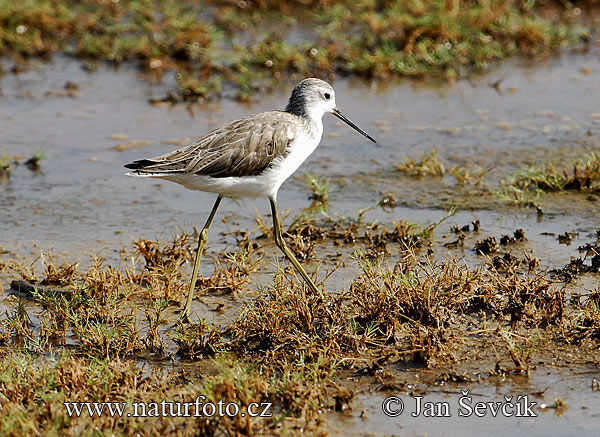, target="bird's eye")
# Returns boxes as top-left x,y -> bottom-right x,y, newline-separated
323,92 -> 331,100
